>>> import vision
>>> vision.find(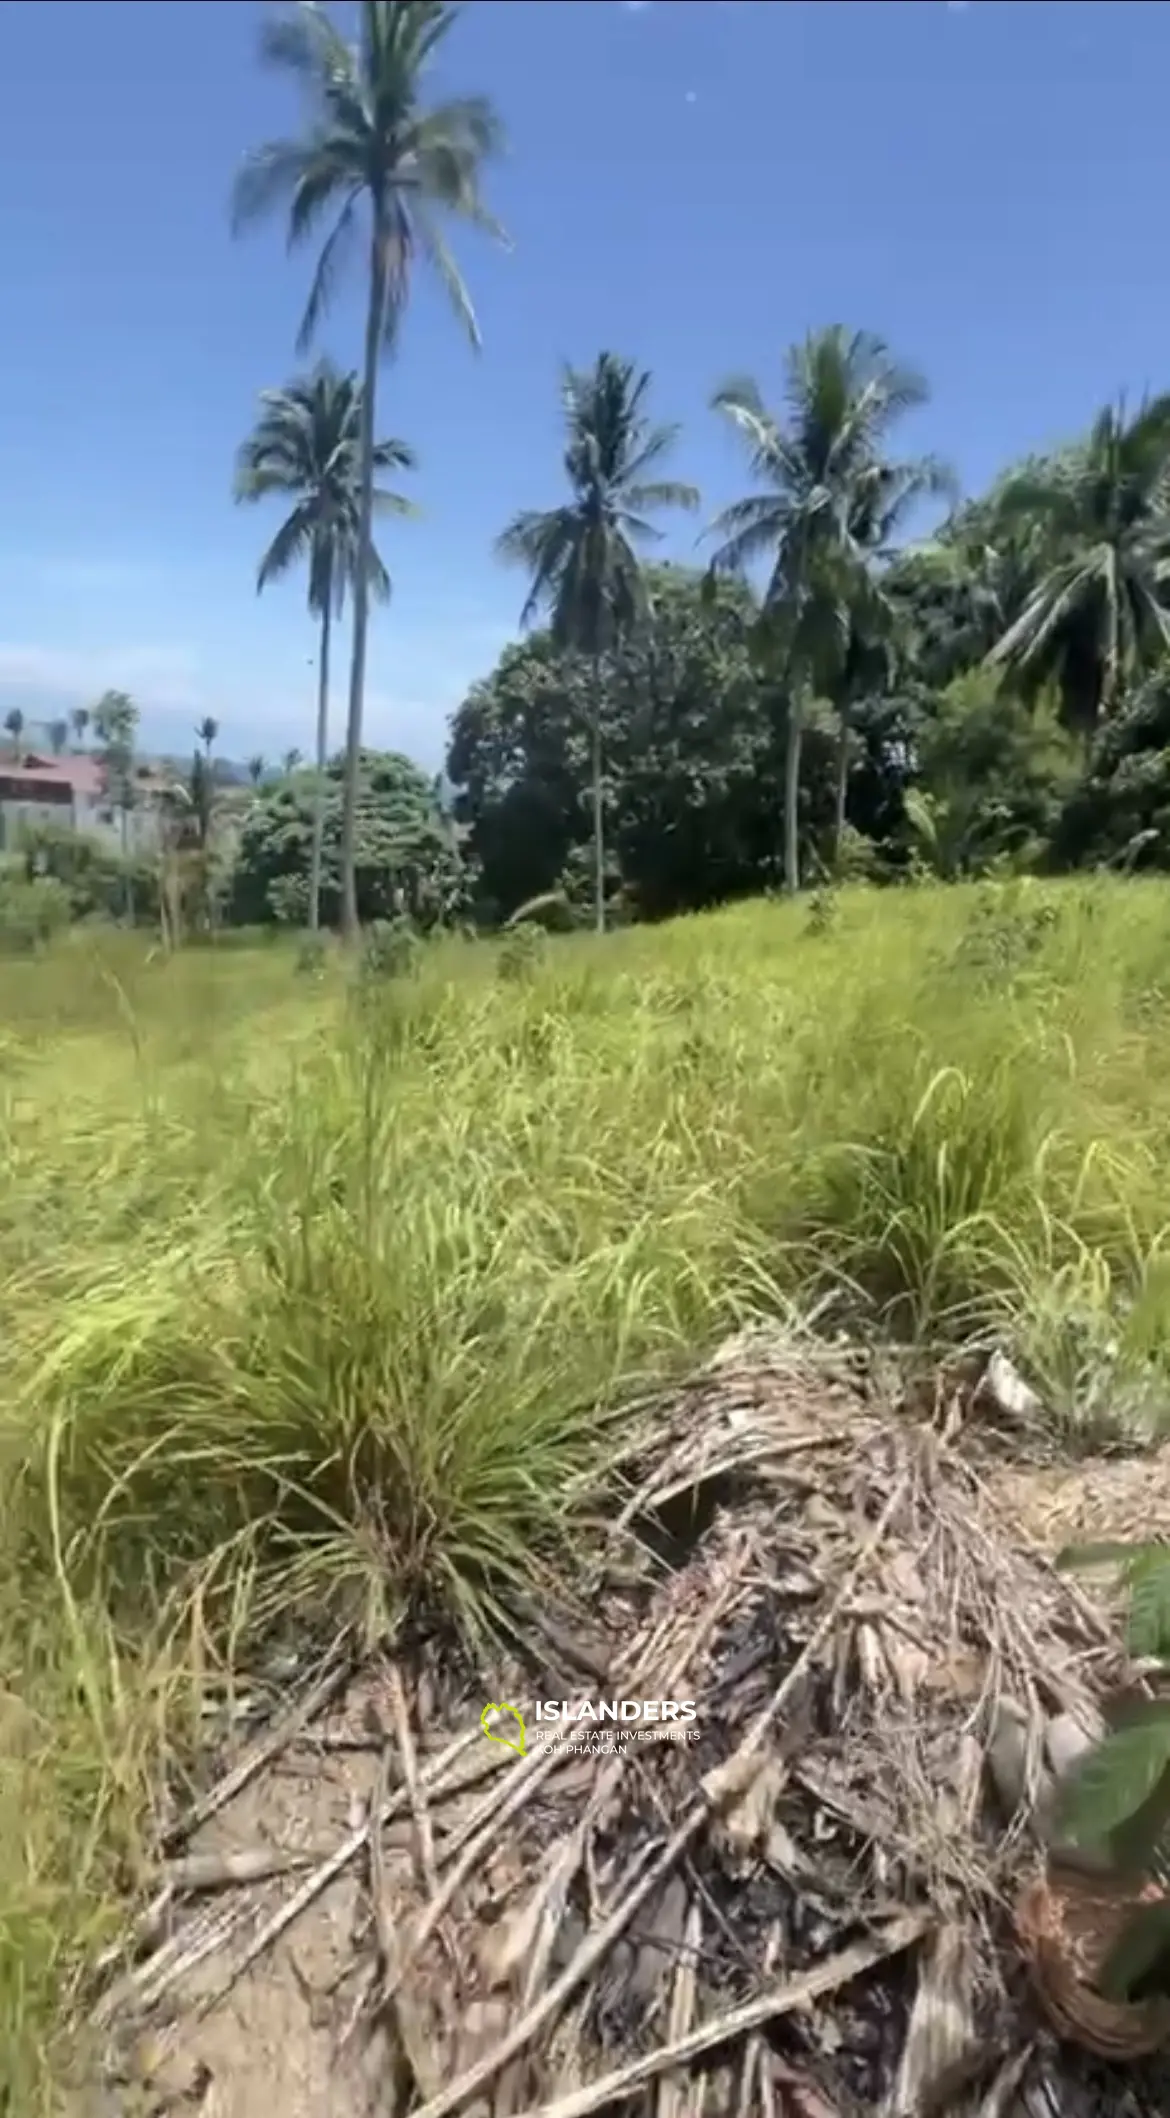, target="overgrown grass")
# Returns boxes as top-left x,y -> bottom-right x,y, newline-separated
5,878 -> 1170,2104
